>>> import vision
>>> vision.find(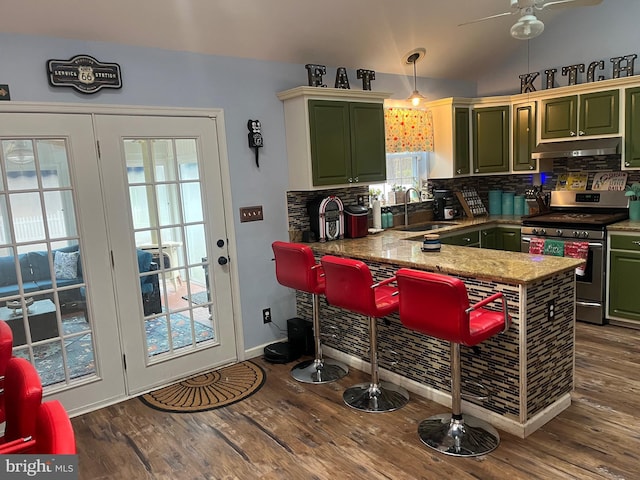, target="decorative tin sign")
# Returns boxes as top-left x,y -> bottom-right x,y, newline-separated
47,55 -> 122,94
